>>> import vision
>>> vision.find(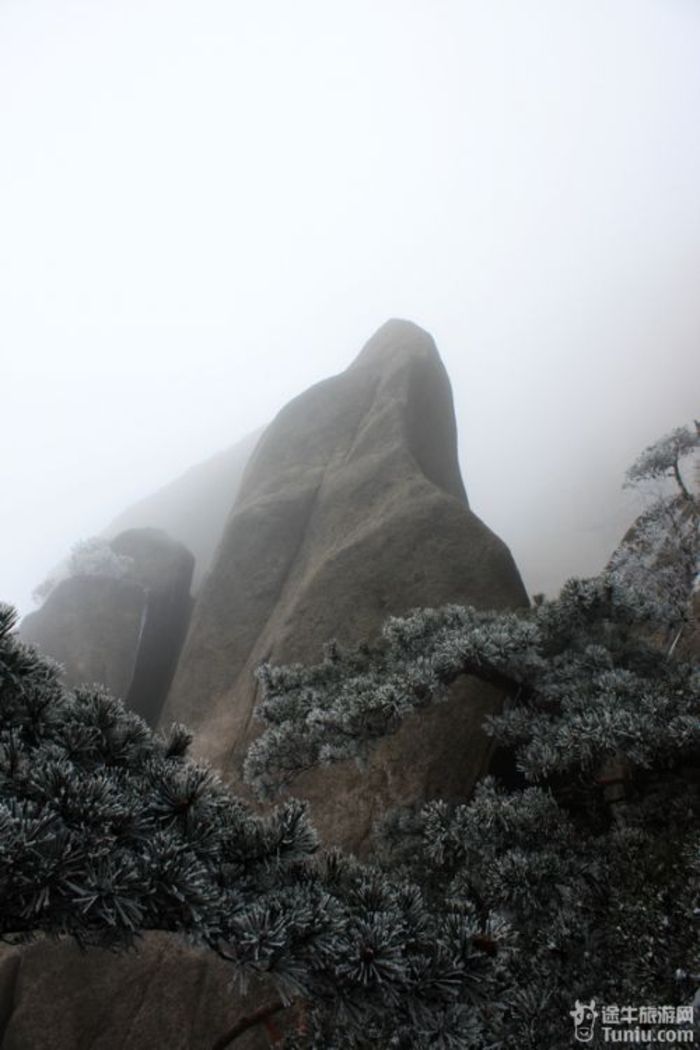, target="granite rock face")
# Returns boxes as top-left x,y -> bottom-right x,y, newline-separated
20,529 -> 194,726
0,936 -> 266,1050
105,429 -> 262,591
162,319 -> 528,848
